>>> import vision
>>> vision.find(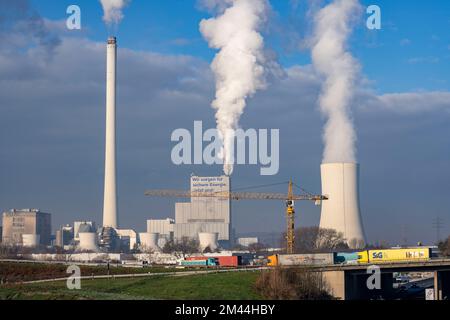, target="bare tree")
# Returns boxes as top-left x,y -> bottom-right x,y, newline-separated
348,238 -> 366,250
365,241 -> 390,250
162,237 -> 200,258
139,245 -> 155,254
438,236 -> 450,257
316,228 -> 349,252
293,227 -> 348,253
